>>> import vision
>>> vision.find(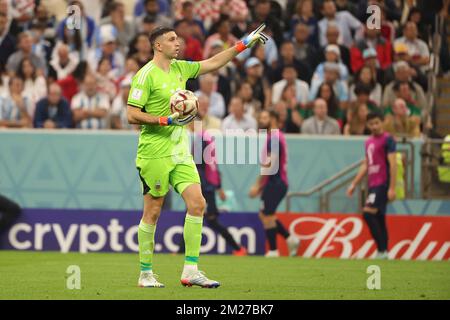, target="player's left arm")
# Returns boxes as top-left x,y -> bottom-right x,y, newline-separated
387,136 -> 397,201
198,24 -> 268,75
